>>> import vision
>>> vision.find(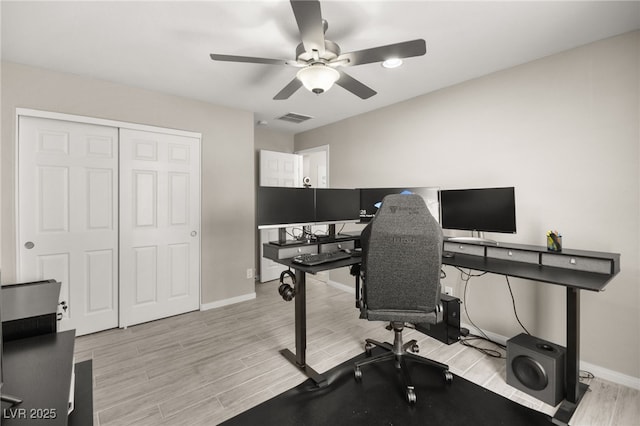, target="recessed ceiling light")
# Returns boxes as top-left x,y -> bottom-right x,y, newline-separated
382,58 -> 403,69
